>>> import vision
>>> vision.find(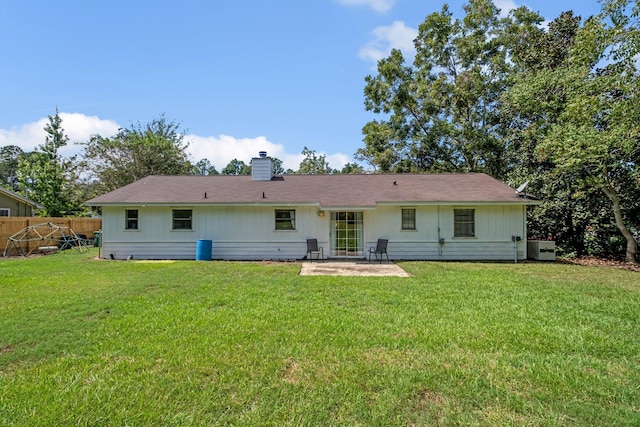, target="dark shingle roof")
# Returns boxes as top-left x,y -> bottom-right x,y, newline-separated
86,173 -> 537,207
